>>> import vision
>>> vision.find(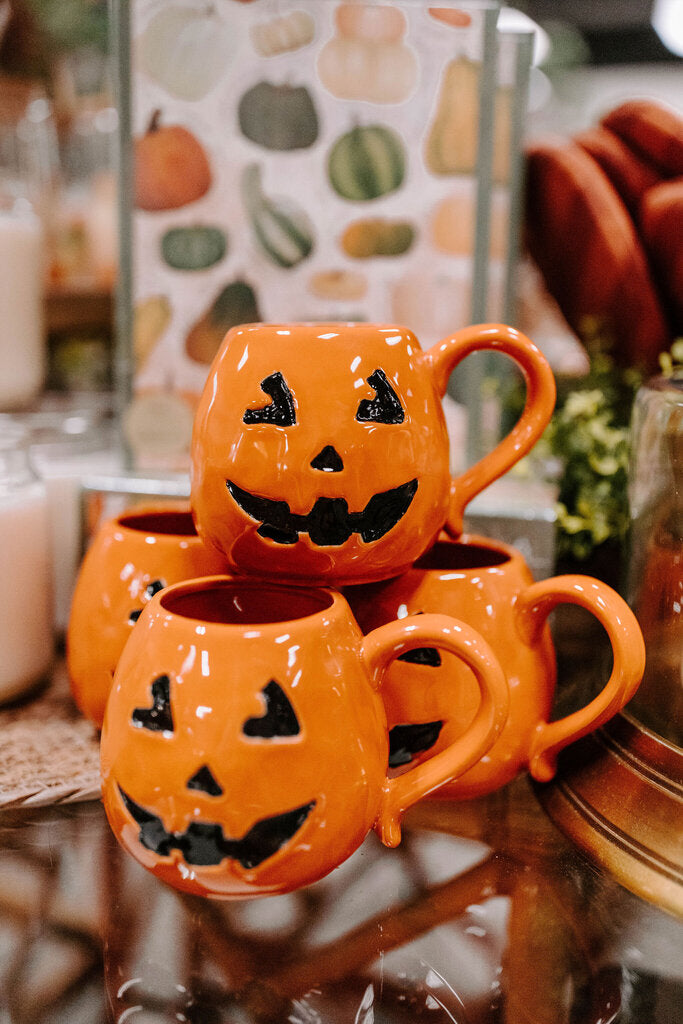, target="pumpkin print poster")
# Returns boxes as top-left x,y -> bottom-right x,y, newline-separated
124,0 -> 528,466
